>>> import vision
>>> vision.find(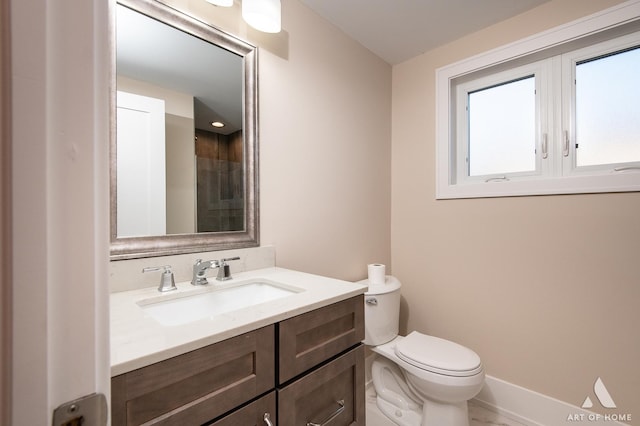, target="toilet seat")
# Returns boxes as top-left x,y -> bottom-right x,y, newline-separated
394,331 -> 483,377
